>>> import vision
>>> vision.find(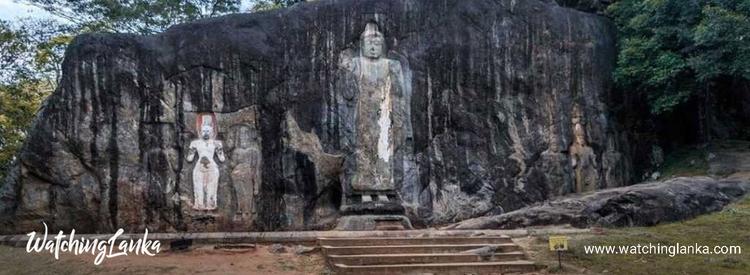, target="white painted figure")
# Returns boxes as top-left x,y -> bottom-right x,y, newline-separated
186,114 -> 226,210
